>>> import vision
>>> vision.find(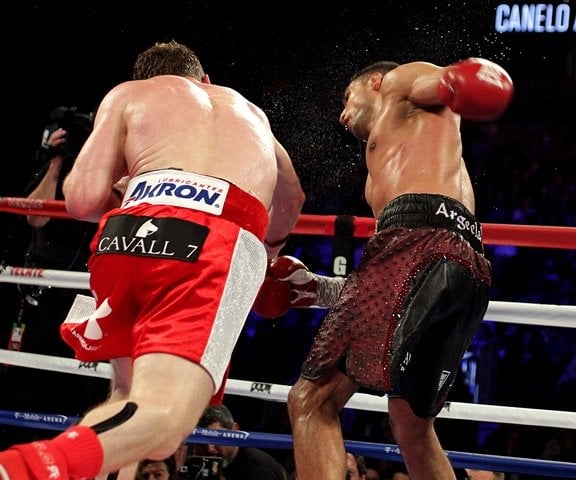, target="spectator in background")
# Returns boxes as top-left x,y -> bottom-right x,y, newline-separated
541,429 -> 576,464
391,466 -> 502,480
136,455 -> 178,480
555,352 -> 576,411
364,467 -> 380,480
467,472 -> 504,480
188,404 -> 288,480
